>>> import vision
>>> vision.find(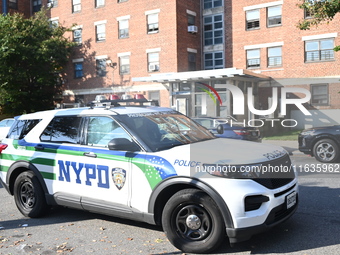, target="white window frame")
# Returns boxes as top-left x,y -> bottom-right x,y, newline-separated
268,46 -> 282,67
267,5 -> 282,27
95,0 -> 105,8
118,53 -> 131,75
72,0 -> 81,13
145,9 -> 160,34
246,9 -> 260,30
146,48 -> 161,72
117,16 -> 130,39
305,38 -> 335,62
94,20 -> 107,42
246,49 -> 261,68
